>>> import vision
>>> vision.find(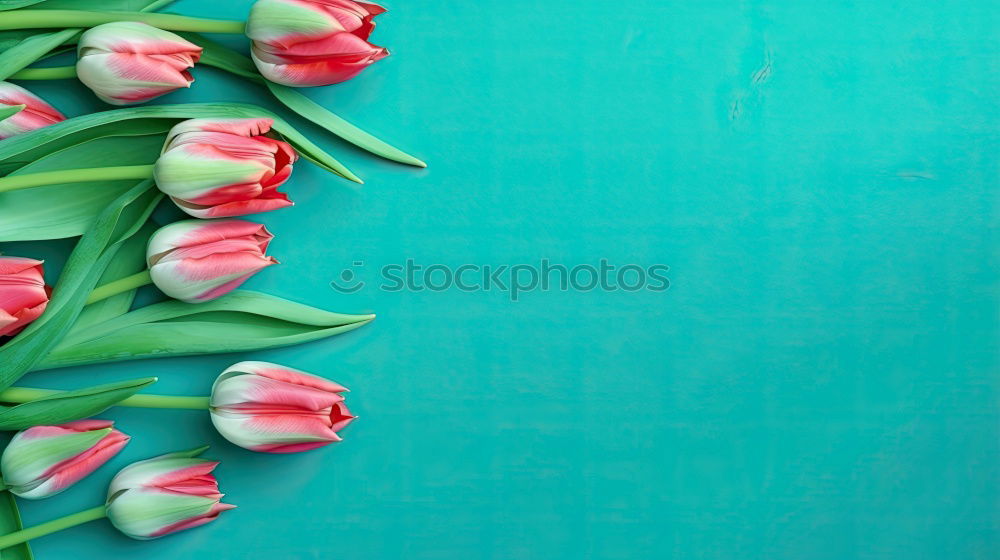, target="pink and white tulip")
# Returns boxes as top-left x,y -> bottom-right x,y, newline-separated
210,361 -> 355,453
105,448 -> 234,540
247,0 -> 389,87
1,420 -> 129,499
0,81 -> 65,140
147,219 -> 278,303
0,257 -> 49,338
154,118 -> 297,218
76,22 -> 202,105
